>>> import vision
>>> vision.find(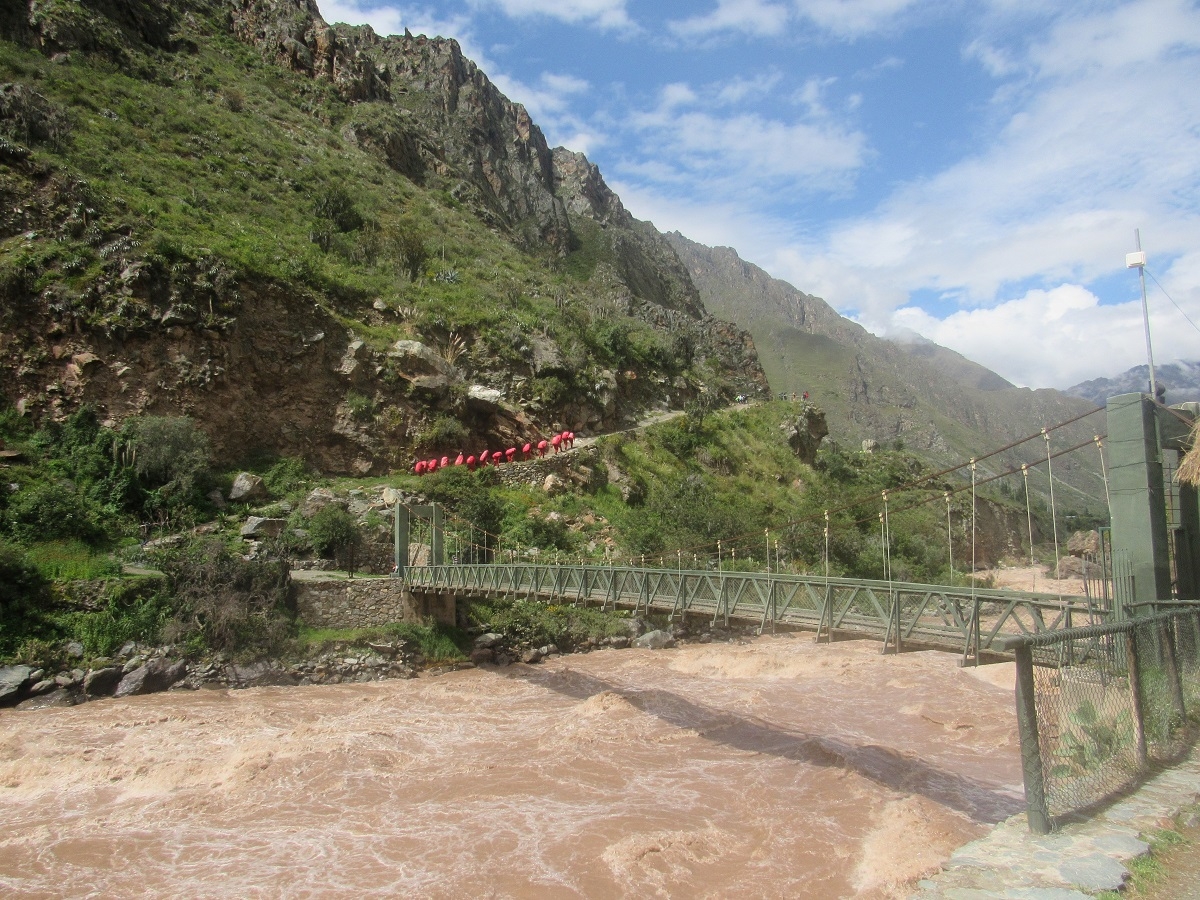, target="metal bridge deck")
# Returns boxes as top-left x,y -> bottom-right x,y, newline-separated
405,563 -> 1113,663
